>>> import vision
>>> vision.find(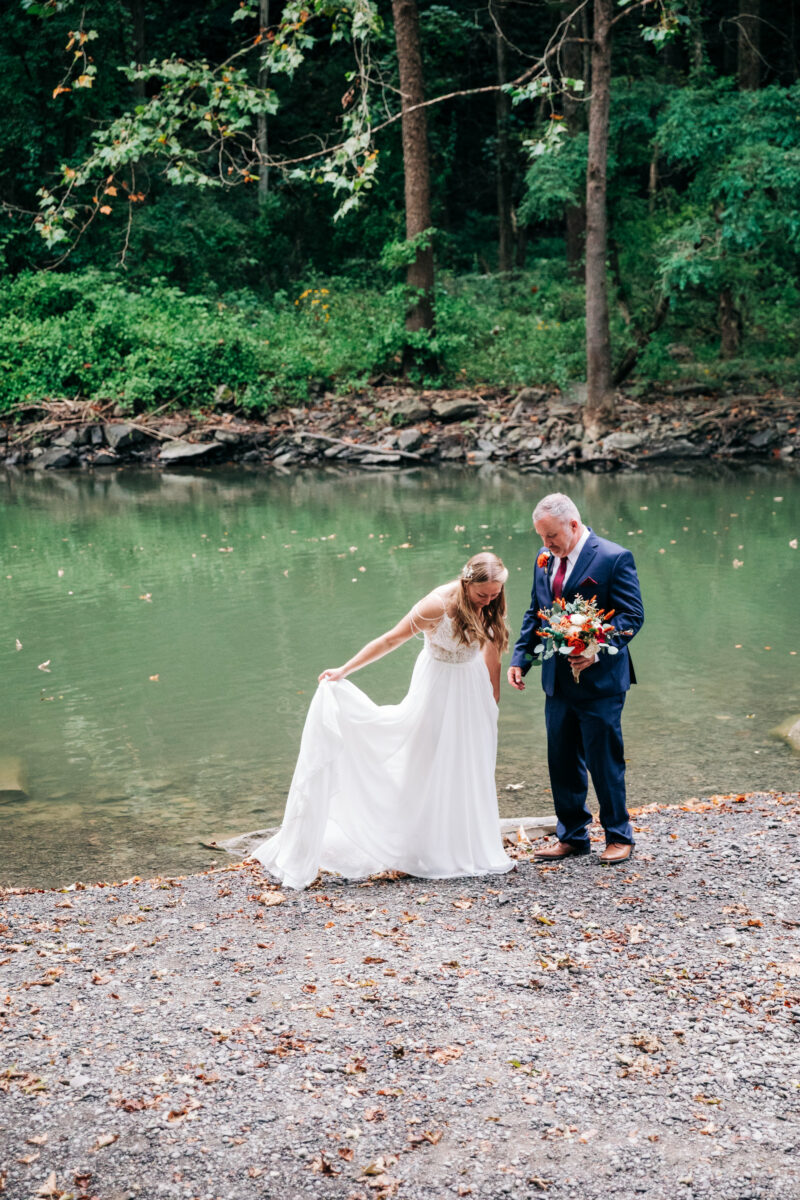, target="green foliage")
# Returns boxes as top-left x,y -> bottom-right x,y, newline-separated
655,82 -> 800,303
379,228 -> 436,271
0,263 -> 601,413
